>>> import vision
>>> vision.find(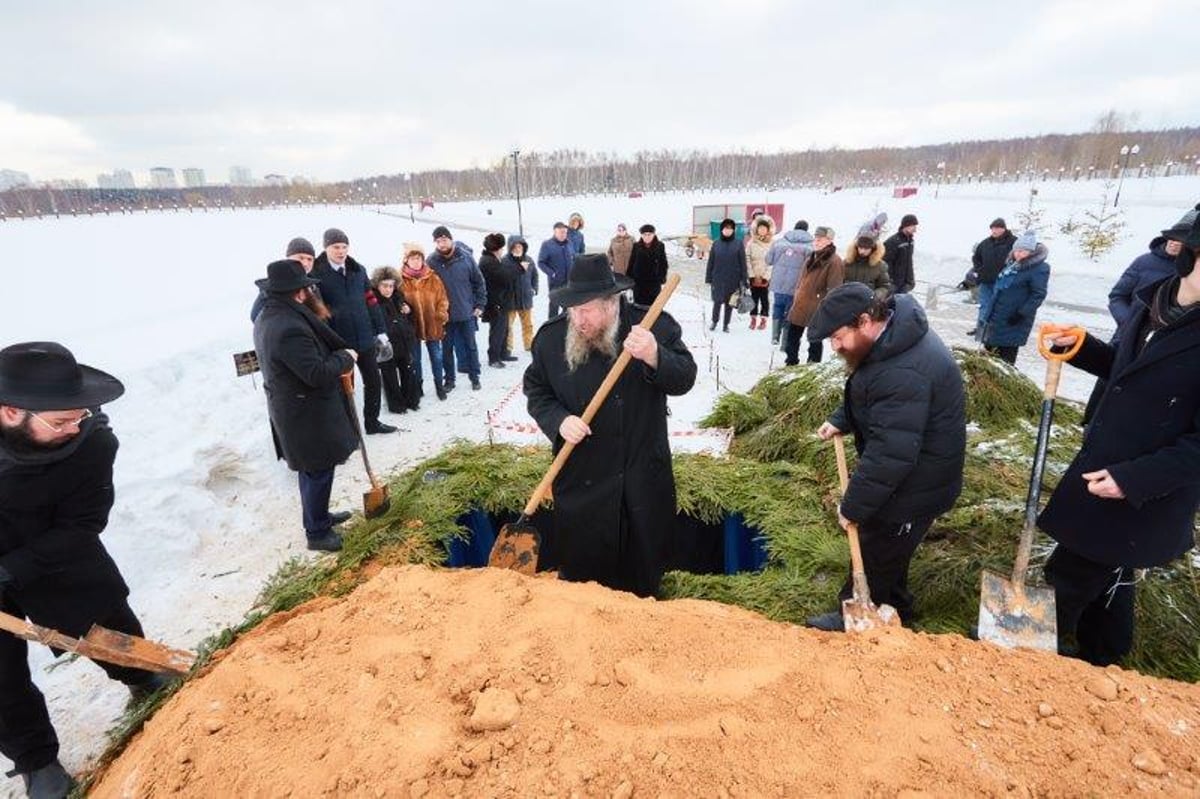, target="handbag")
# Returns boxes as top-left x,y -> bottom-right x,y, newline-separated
729,288 -> 754,315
